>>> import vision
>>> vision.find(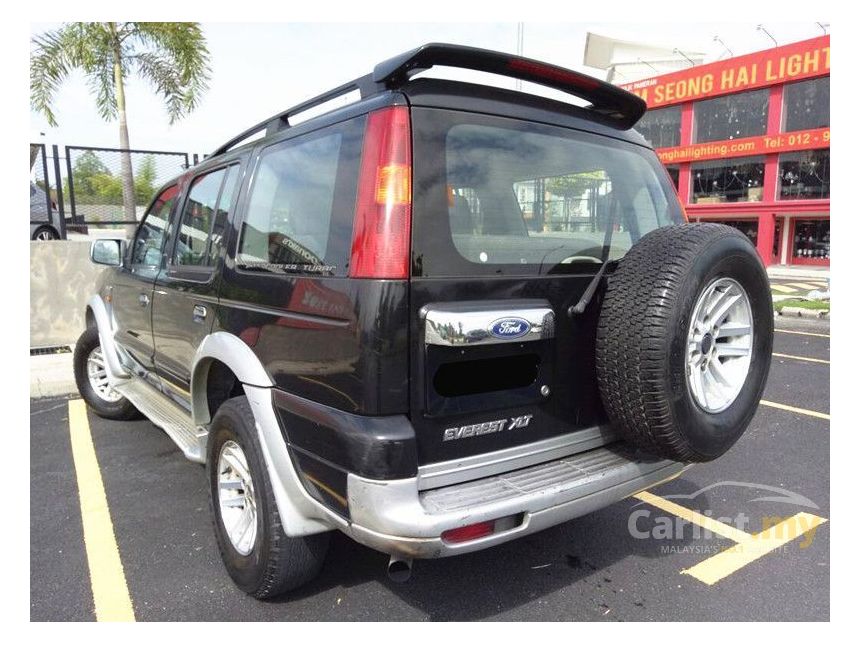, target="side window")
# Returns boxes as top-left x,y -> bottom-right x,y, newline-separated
238,132 -> 342,268
174,169 -> 226,266
131,185 -> 178,267
207,165 -> 239,265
